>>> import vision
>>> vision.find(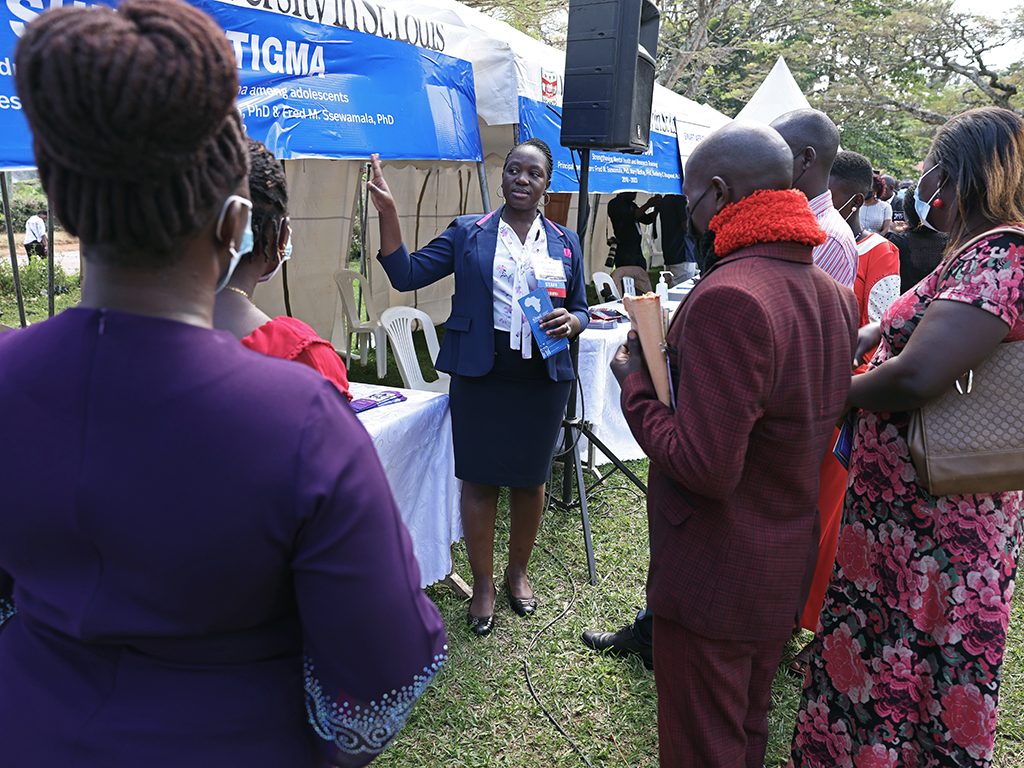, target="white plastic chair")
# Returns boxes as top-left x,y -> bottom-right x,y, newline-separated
592,271 -> 620,301
333,268 -> 387,379
379,306 -> 450,393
